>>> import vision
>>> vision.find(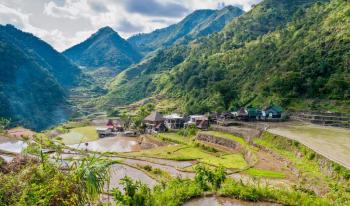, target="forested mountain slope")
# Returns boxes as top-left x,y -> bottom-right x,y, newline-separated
127,6 -> 244,55
0,35 -> 69,130
100,0 -> 350,113
0,25 -> 81,87
63,27 -> 141,71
